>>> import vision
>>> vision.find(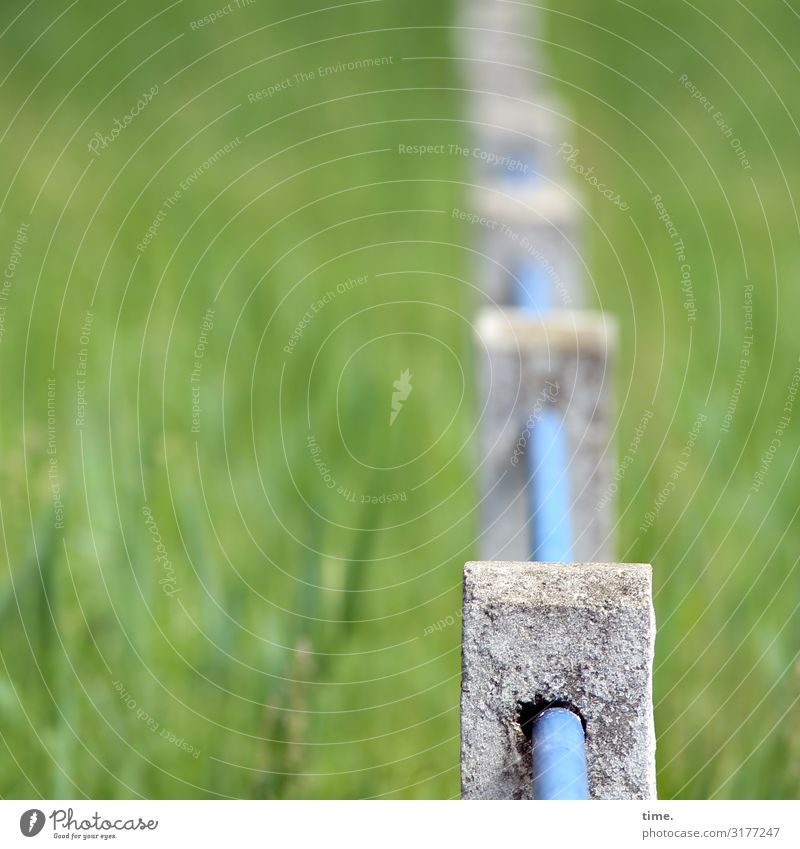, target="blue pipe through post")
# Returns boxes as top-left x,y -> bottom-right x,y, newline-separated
513,260 -> 573,563
527,405 -> 573,562
508,168 -> 586,798
530,708 -> 590,800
